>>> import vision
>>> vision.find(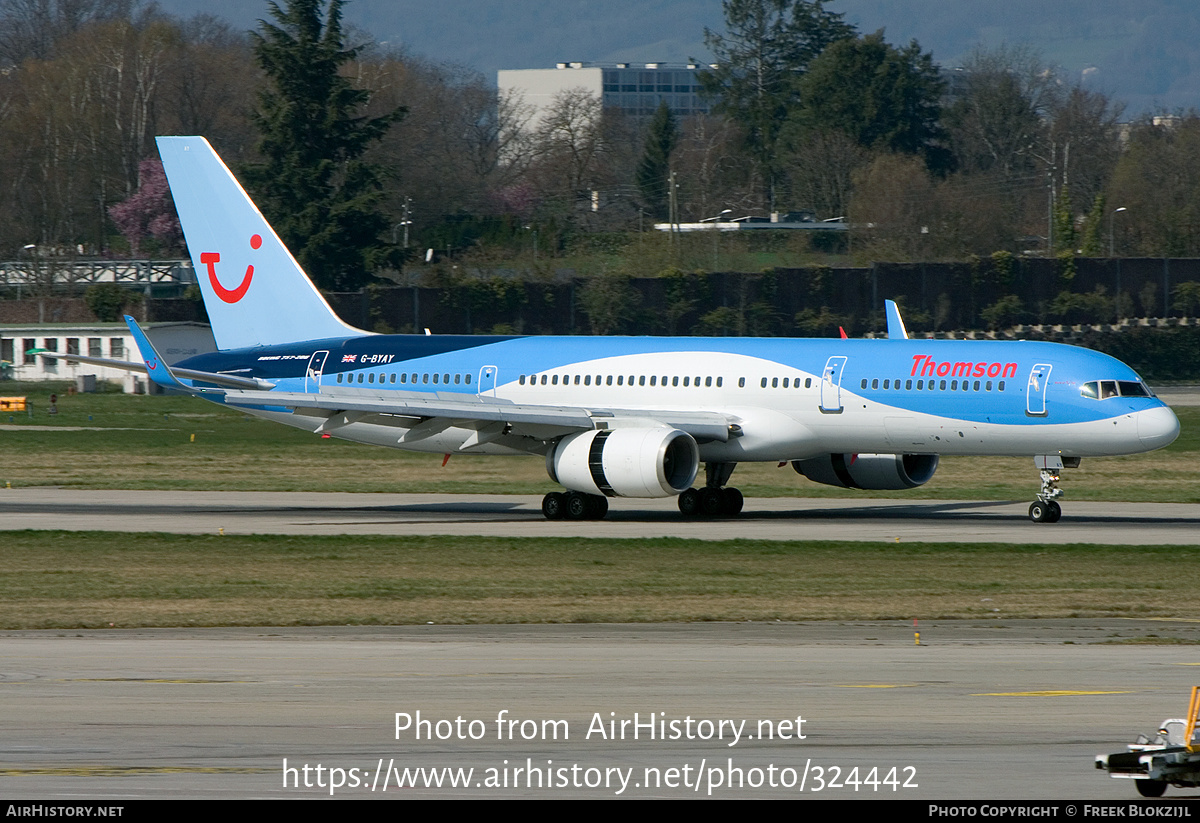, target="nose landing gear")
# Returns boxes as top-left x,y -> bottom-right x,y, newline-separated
1029,455 -> 1078,523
